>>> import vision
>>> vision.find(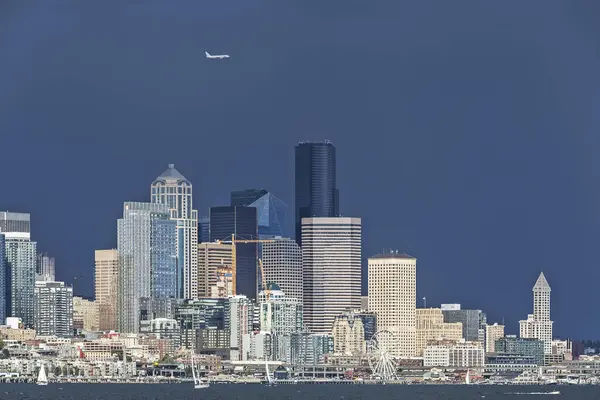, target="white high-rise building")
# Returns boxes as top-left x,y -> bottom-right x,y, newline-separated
226,295 -> 254,361
519,272 -> 553,354
34,280 -> 73,338
302,217 -> 361,334
151,164 -> 199,300
368,252 -> 417,357
261,238 -> 303,302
